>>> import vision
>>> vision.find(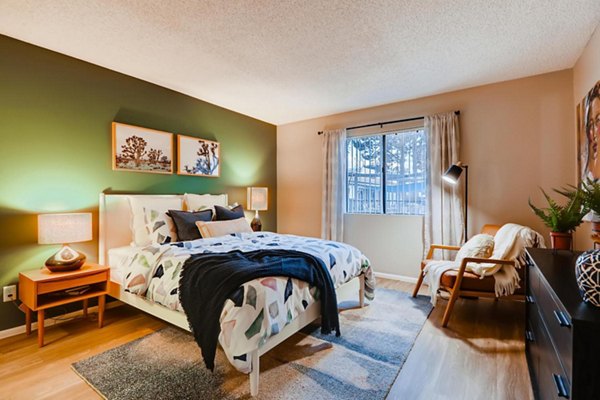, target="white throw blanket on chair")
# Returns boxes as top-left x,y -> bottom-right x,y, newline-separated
423,224 -> 545,306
